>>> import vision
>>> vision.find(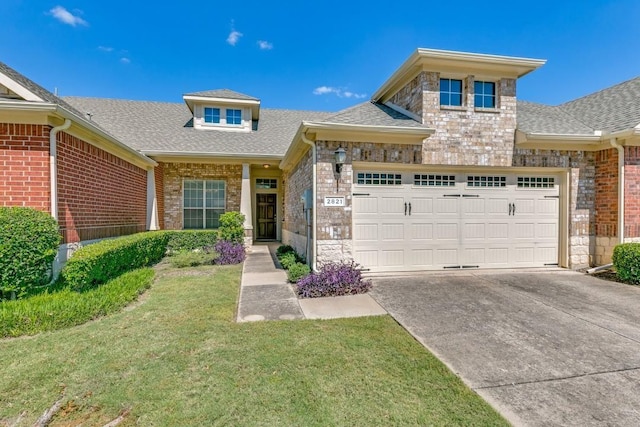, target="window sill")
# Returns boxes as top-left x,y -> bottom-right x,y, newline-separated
474,107 -> 500,114
440,105 -> 467,112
